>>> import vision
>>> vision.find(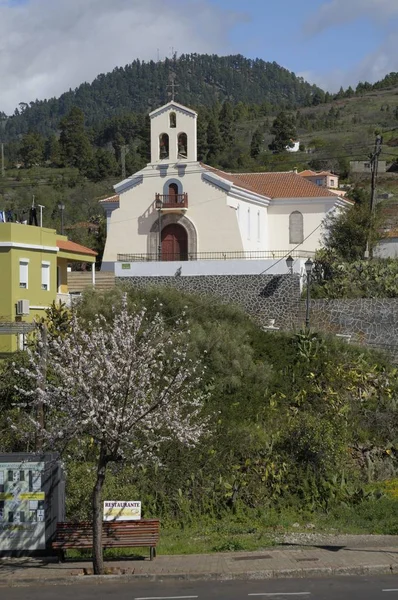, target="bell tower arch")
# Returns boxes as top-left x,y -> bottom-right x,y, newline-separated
149,102 -> 197,164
